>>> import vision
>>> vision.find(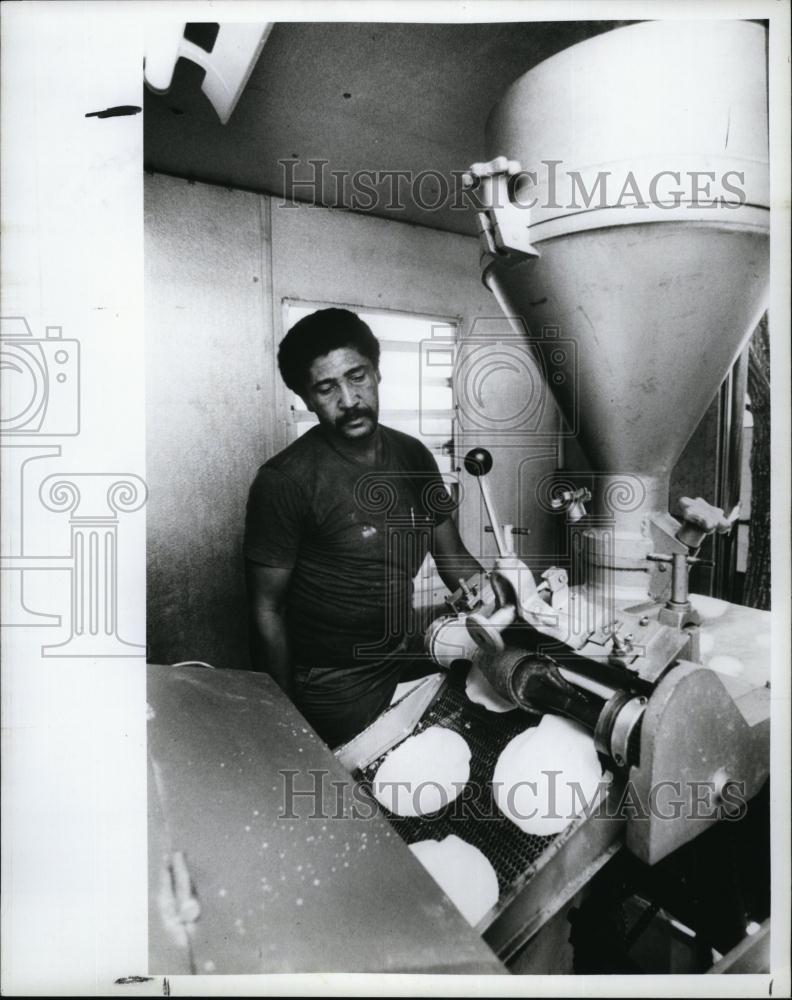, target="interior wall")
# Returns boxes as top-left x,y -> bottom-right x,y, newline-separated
145,175 -> 273,669
145,173 -> 561,669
